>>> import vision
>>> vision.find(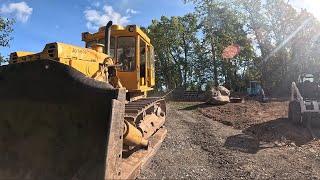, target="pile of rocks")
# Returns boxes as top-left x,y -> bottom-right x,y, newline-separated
207,86 -> 230,105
